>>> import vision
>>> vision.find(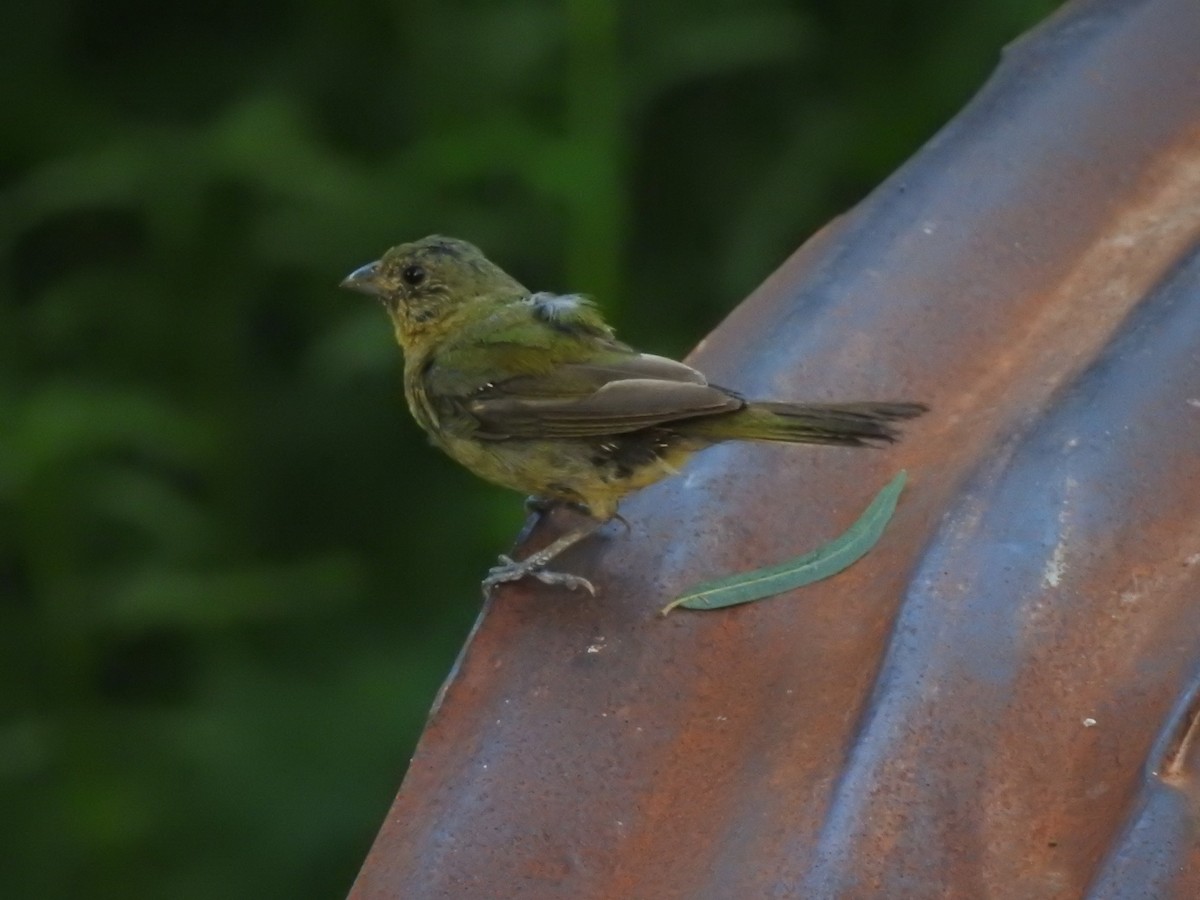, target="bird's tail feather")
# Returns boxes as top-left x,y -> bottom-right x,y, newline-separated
689,401 -> 927,446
